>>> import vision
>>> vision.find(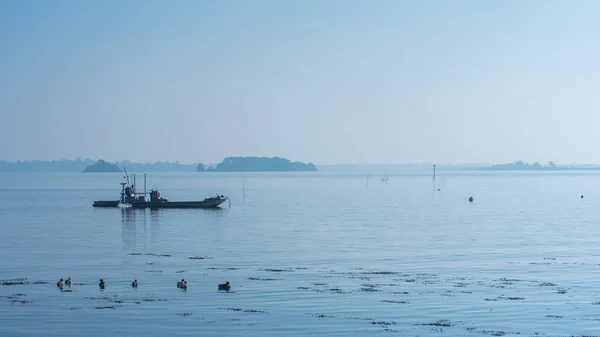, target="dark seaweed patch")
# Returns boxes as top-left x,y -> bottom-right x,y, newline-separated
176,270 -> 186,273
144,253 -> 172,257
382,300 -> 409,304
177,313 -> 193,317
307,313 -> 335,318
420,320 -> 453,327
247,277 -> 279,281
127,253 -> 143,255
493,278 -> 523,282
545,315 -> 563,318
94,306 -> 116,309
361,271 -> 402,275
499,296 -> 524,301
261,268 -> 296,272
359,284 -> 380,292
11,300 -> 32,304
32,281 -> 49,285
85,296 -> 113,301
360,287 -> 380,292
371,321 -> 396,326
466,329 -> 519,336
218,307 -> 268,313
188,256 -> 212,260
